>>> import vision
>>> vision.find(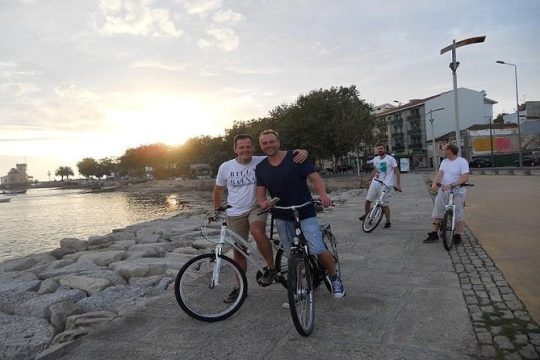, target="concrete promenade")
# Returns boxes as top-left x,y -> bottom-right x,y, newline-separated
57,173 -> 539,360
